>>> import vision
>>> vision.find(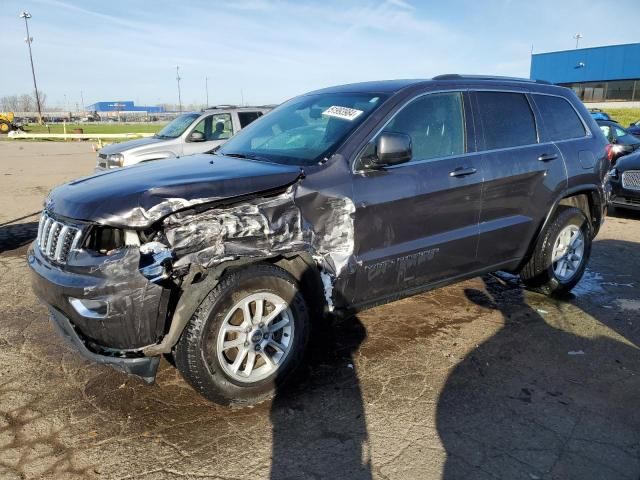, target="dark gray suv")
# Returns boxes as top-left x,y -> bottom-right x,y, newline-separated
28,76 -> 609,406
